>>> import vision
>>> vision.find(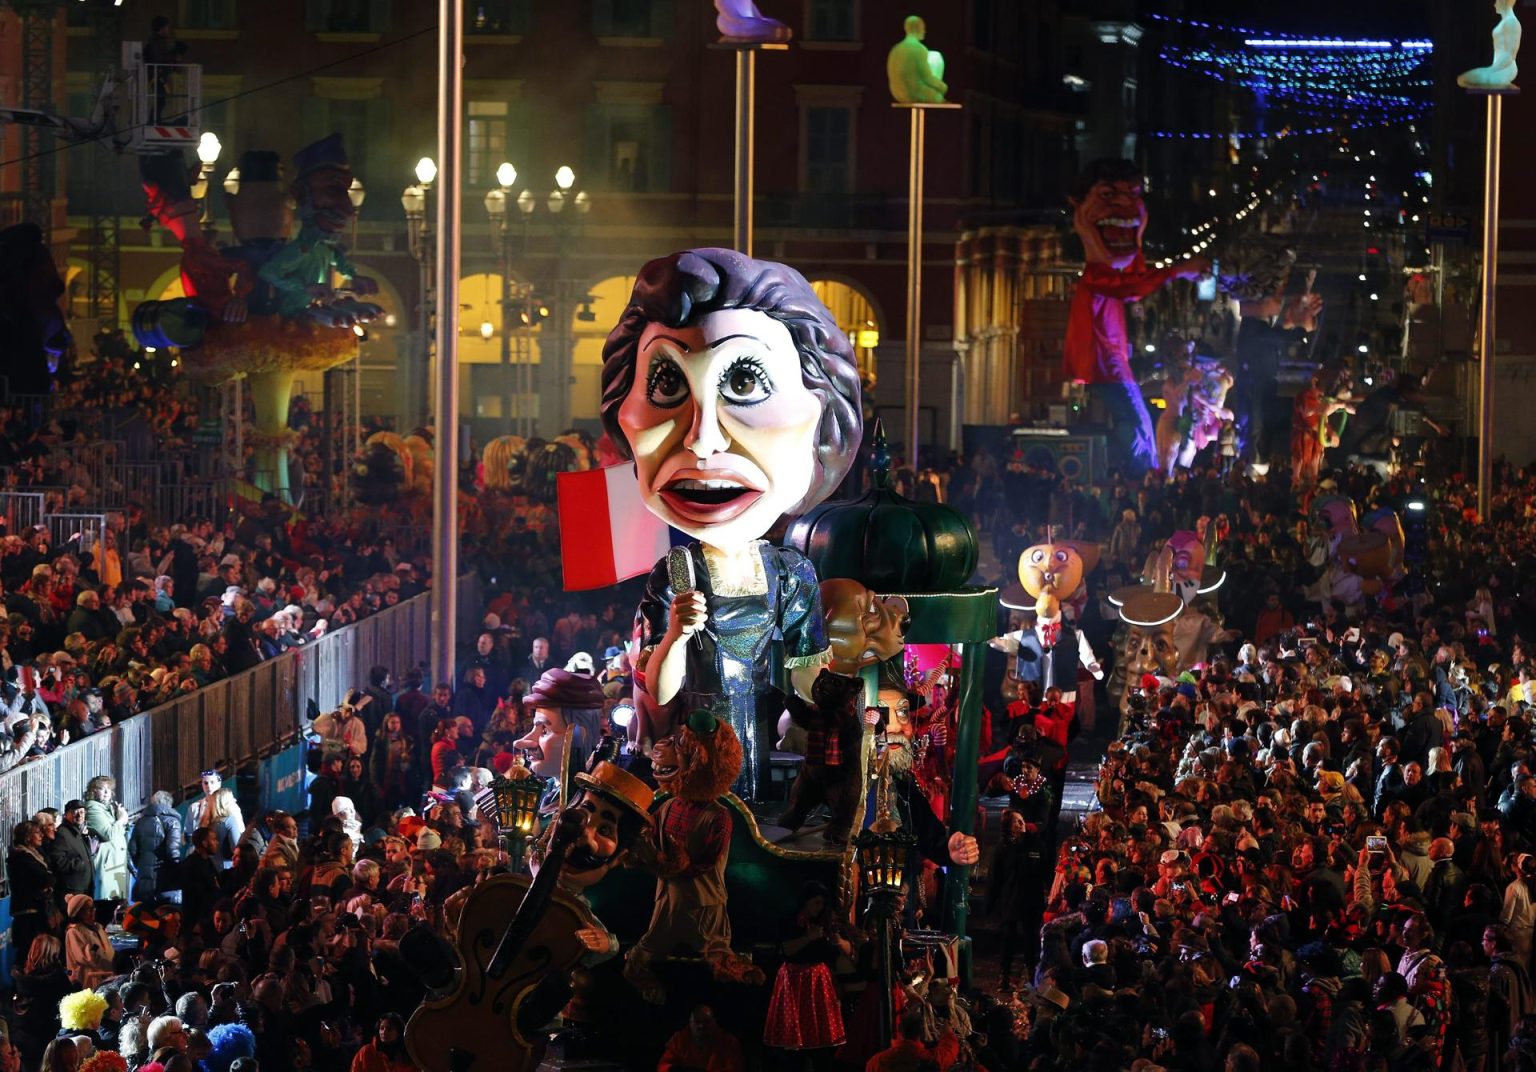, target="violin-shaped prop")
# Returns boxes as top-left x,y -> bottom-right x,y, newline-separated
405,762 -> 654,1072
